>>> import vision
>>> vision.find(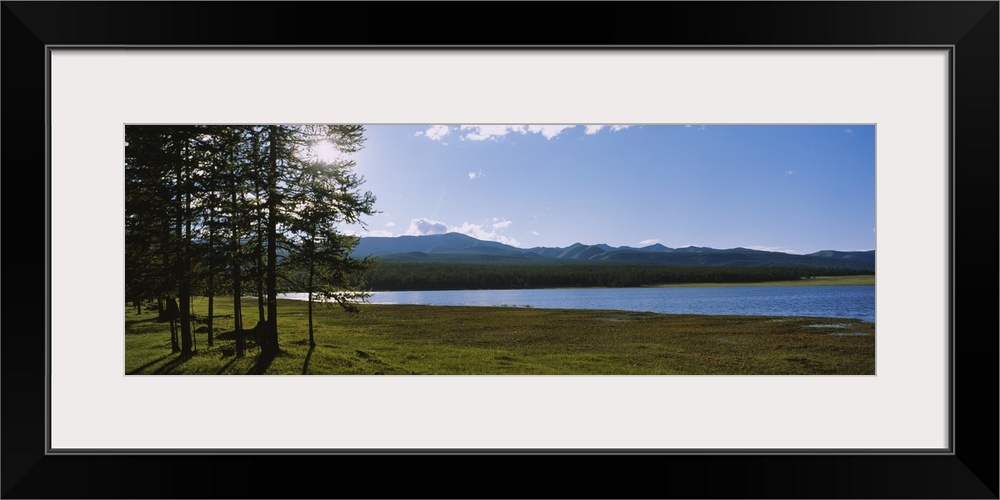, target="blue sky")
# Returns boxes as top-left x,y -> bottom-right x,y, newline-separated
334,124 -> 875,255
